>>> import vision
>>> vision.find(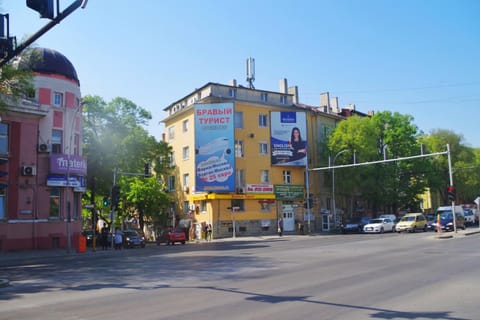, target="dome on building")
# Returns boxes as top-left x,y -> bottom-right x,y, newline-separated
16,47 -> 79,83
